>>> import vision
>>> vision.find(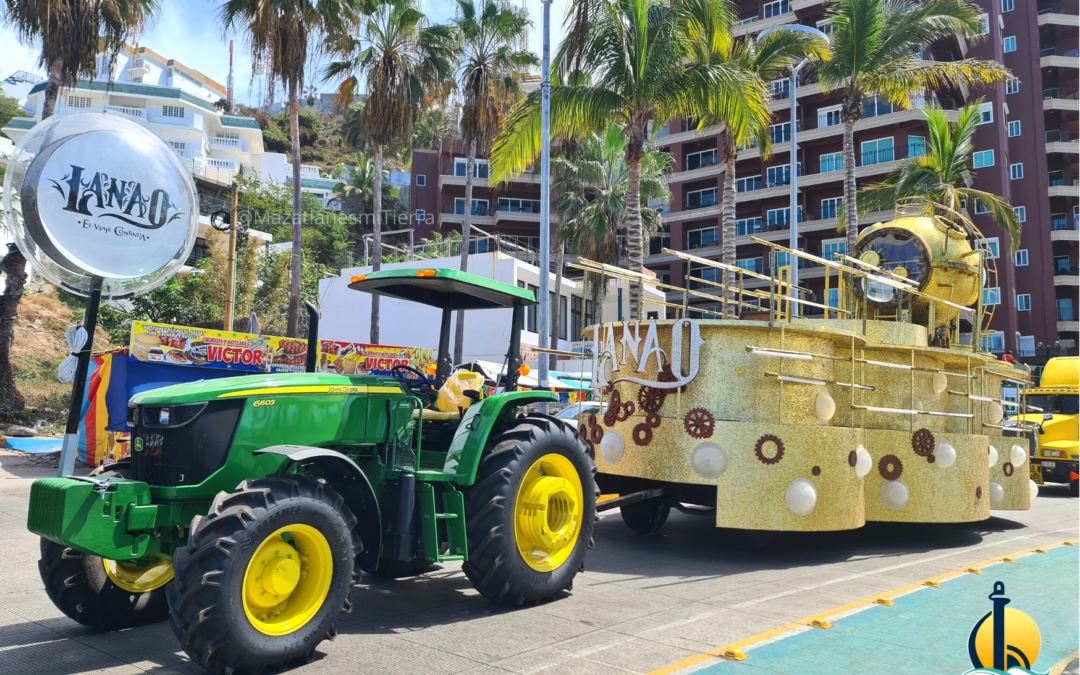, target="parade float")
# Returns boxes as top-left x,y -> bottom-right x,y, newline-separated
582,198 -> 1036,533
